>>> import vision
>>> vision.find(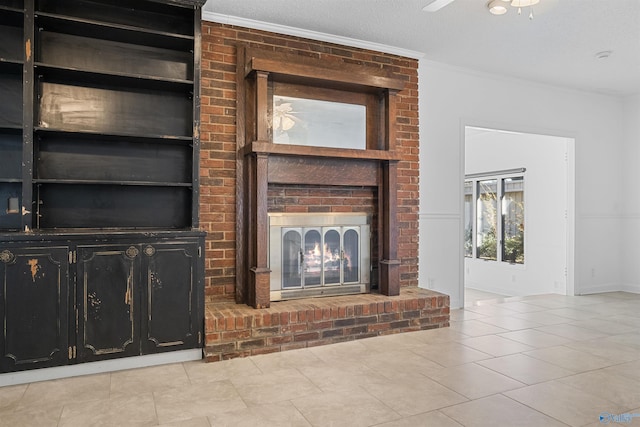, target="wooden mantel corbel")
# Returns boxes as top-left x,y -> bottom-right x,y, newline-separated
236,44 -> 406,308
